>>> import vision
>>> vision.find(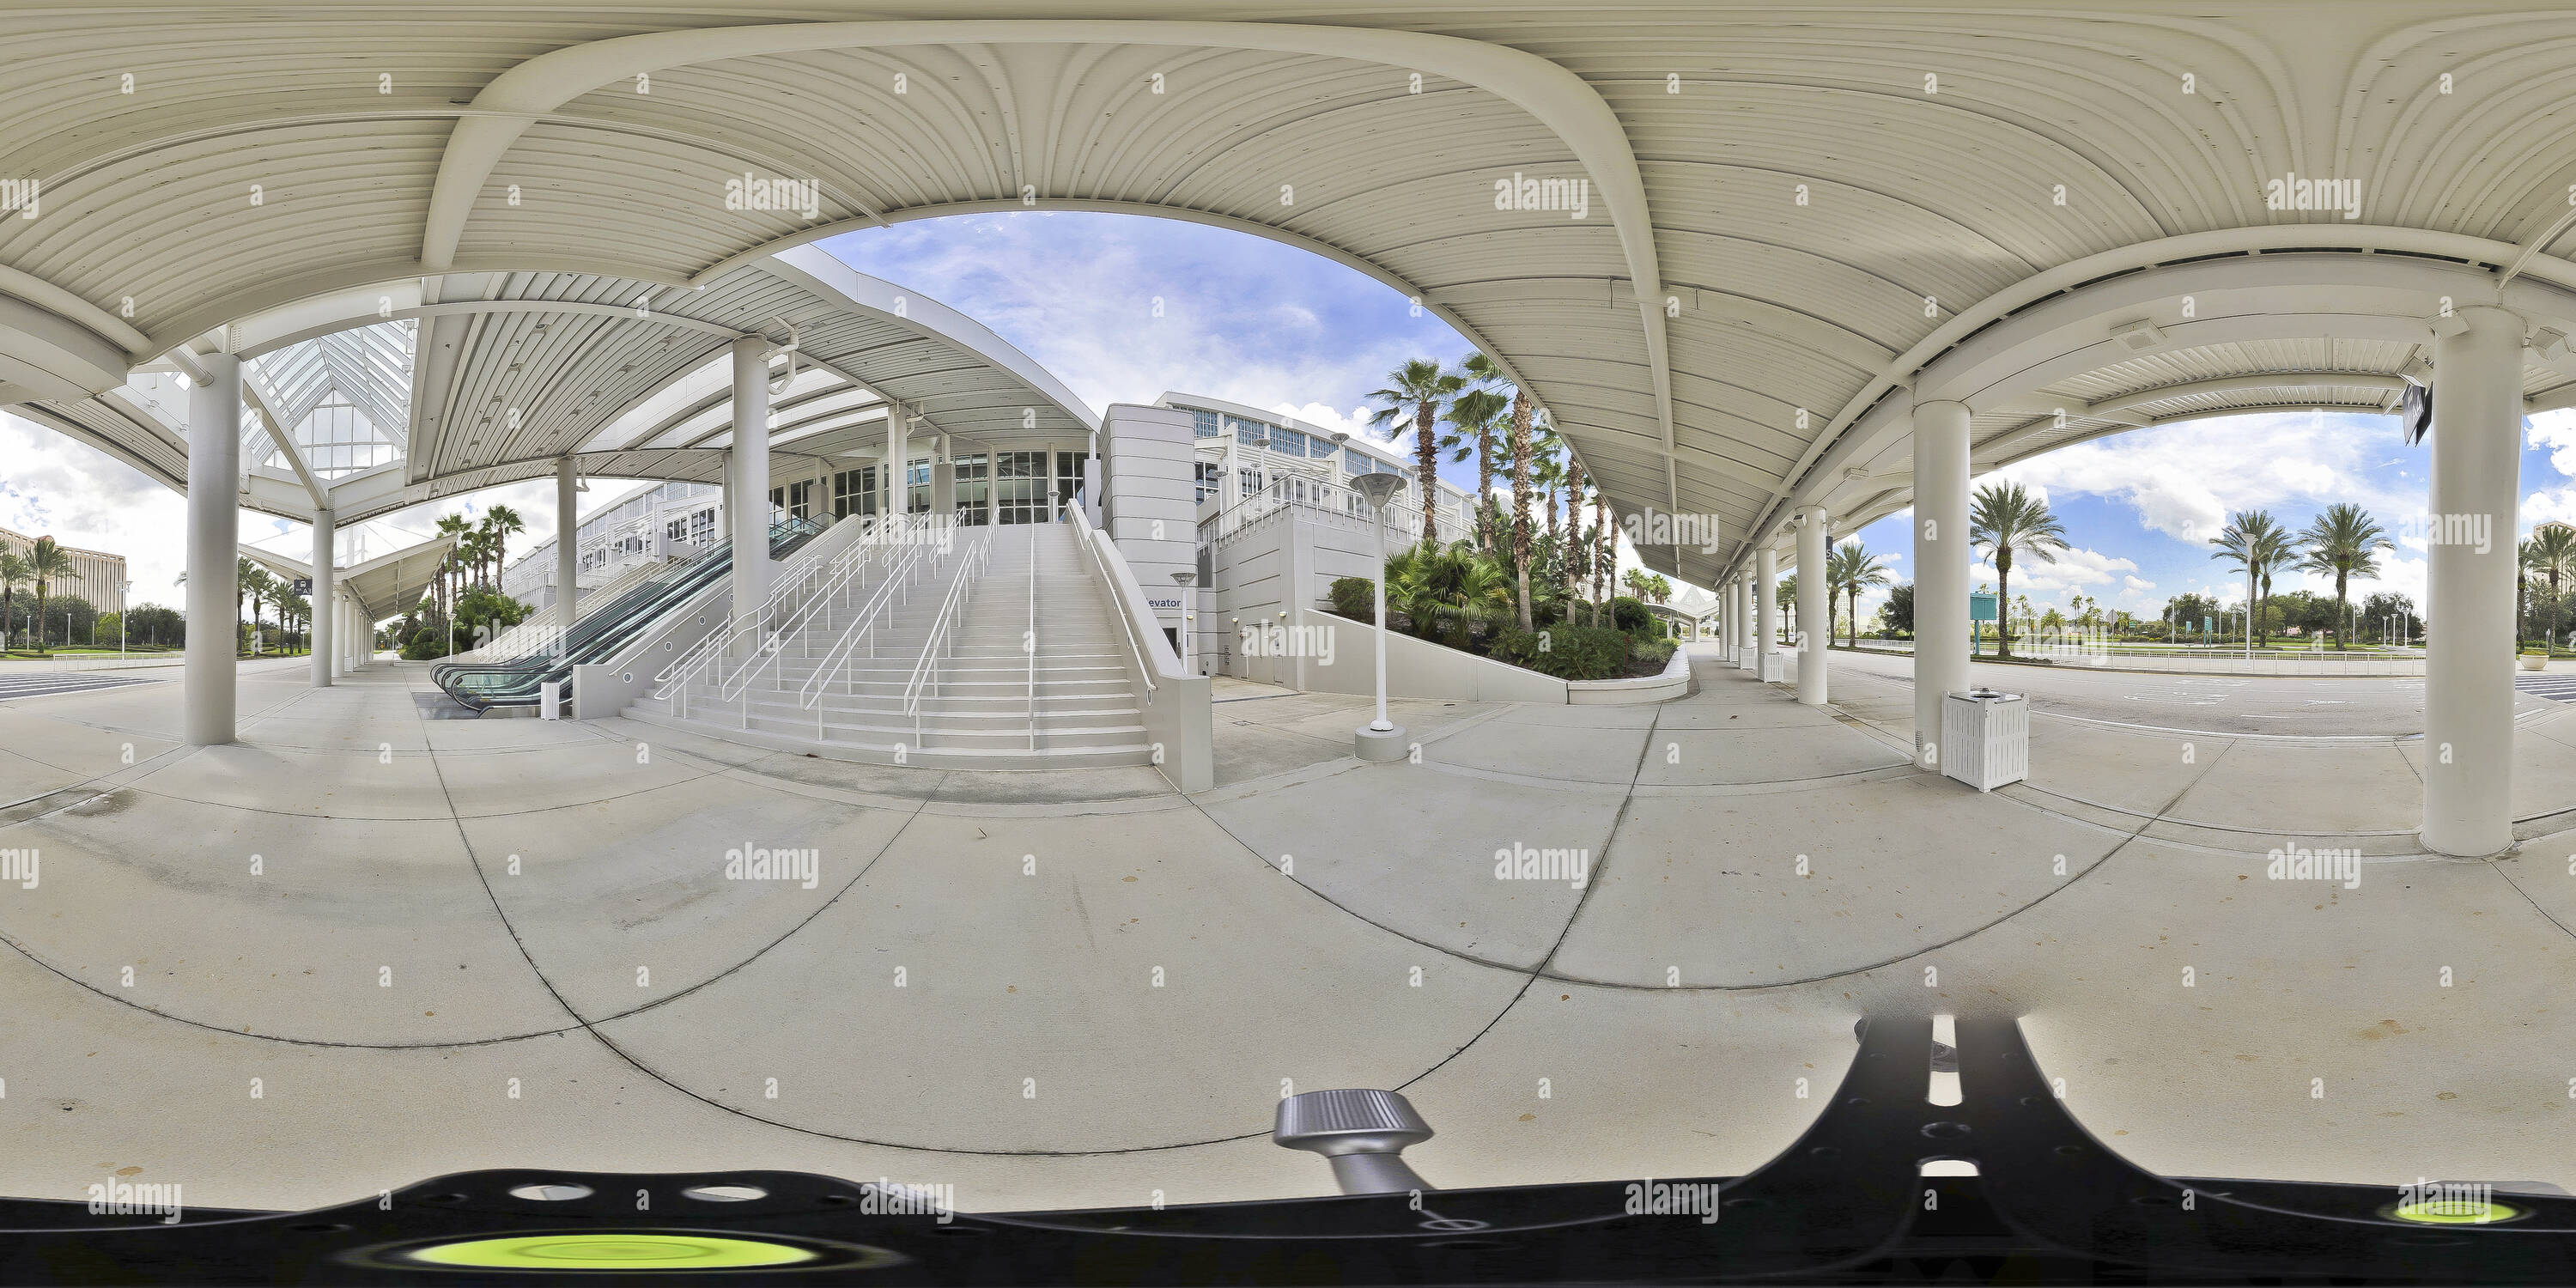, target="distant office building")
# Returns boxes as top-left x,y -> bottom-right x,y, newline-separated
0,526 -> 128,614
1157,392 -> 1475,536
